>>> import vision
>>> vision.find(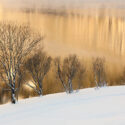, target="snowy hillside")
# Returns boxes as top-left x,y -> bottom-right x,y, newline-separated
0,86 -> 125,125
